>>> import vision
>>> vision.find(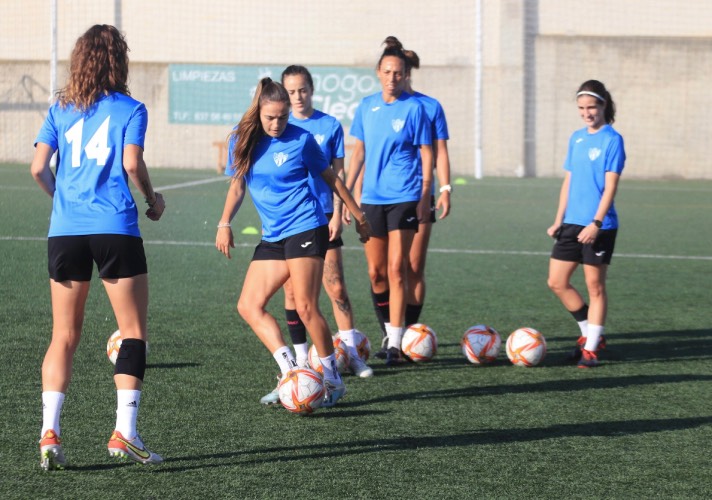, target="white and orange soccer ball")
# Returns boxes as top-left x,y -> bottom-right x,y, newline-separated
277,368 -> 325,415
461,325 -> 502,365
308,337 -> 350,374
106,330 -> 123,365
401,323 -> 438,362
506,327 -> 547,367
